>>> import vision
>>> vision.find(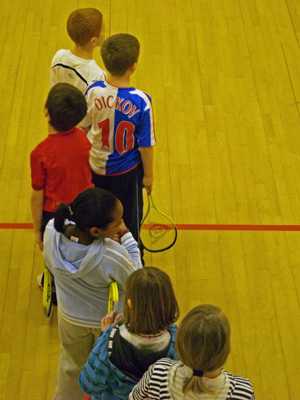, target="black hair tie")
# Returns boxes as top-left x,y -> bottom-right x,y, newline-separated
193,369 -> 204,377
